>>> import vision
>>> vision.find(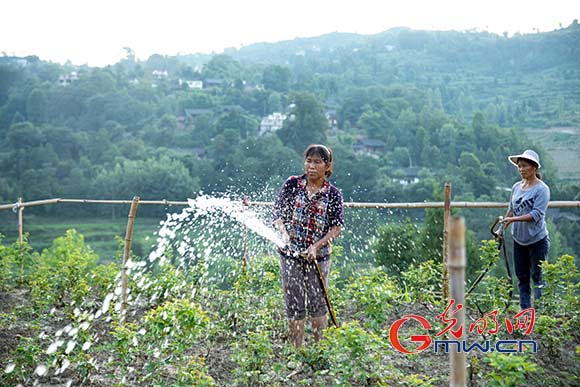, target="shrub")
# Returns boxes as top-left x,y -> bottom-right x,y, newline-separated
467,239 -> 513,314
231,330 -> 274,386
176,356 -> 217,387
483,353 -> 538,386
0,235 -> 36,289
144,298 -> 210,354
29,230 -> 97,310
373,219 -> 421,274
344,267 -> 402,330
401,259 -> 442,306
